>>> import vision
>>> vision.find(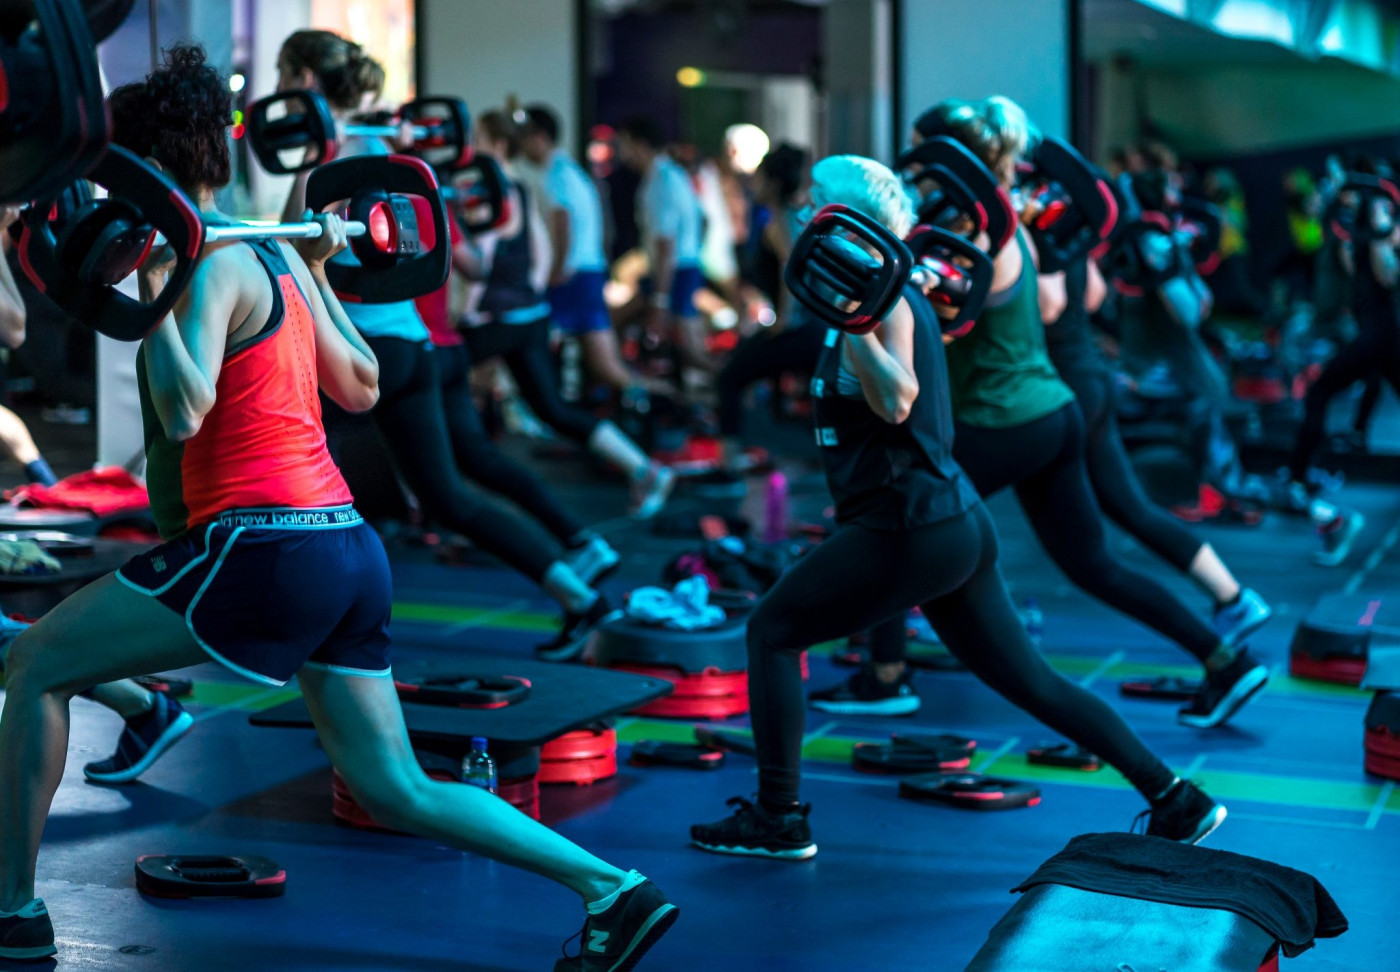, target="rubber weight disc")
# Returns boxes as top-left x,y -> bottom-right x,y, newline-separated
394,674 -> 531,709
1120,676 -> 1200,701
852,733 -> 975,774
898,773 -> 1041,811
135,855 -> 285,899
